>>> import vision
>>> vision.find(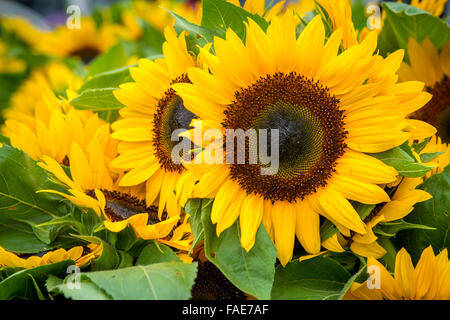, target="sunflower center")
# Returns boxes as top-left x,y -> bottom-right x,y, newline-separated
87,190 -> 159,225
70,46 -> 100,64
153,74 -> 197,173
224,72 -> 347,202
412,75 -> 450,143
